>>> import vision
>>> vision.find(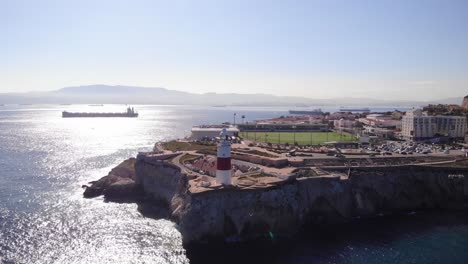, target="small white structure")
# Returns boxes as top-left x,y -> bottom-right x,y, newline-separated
190,126 -> 239,140
333,119 -> 356,129
216,128 -> 232,185
363,126 -> 395,139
